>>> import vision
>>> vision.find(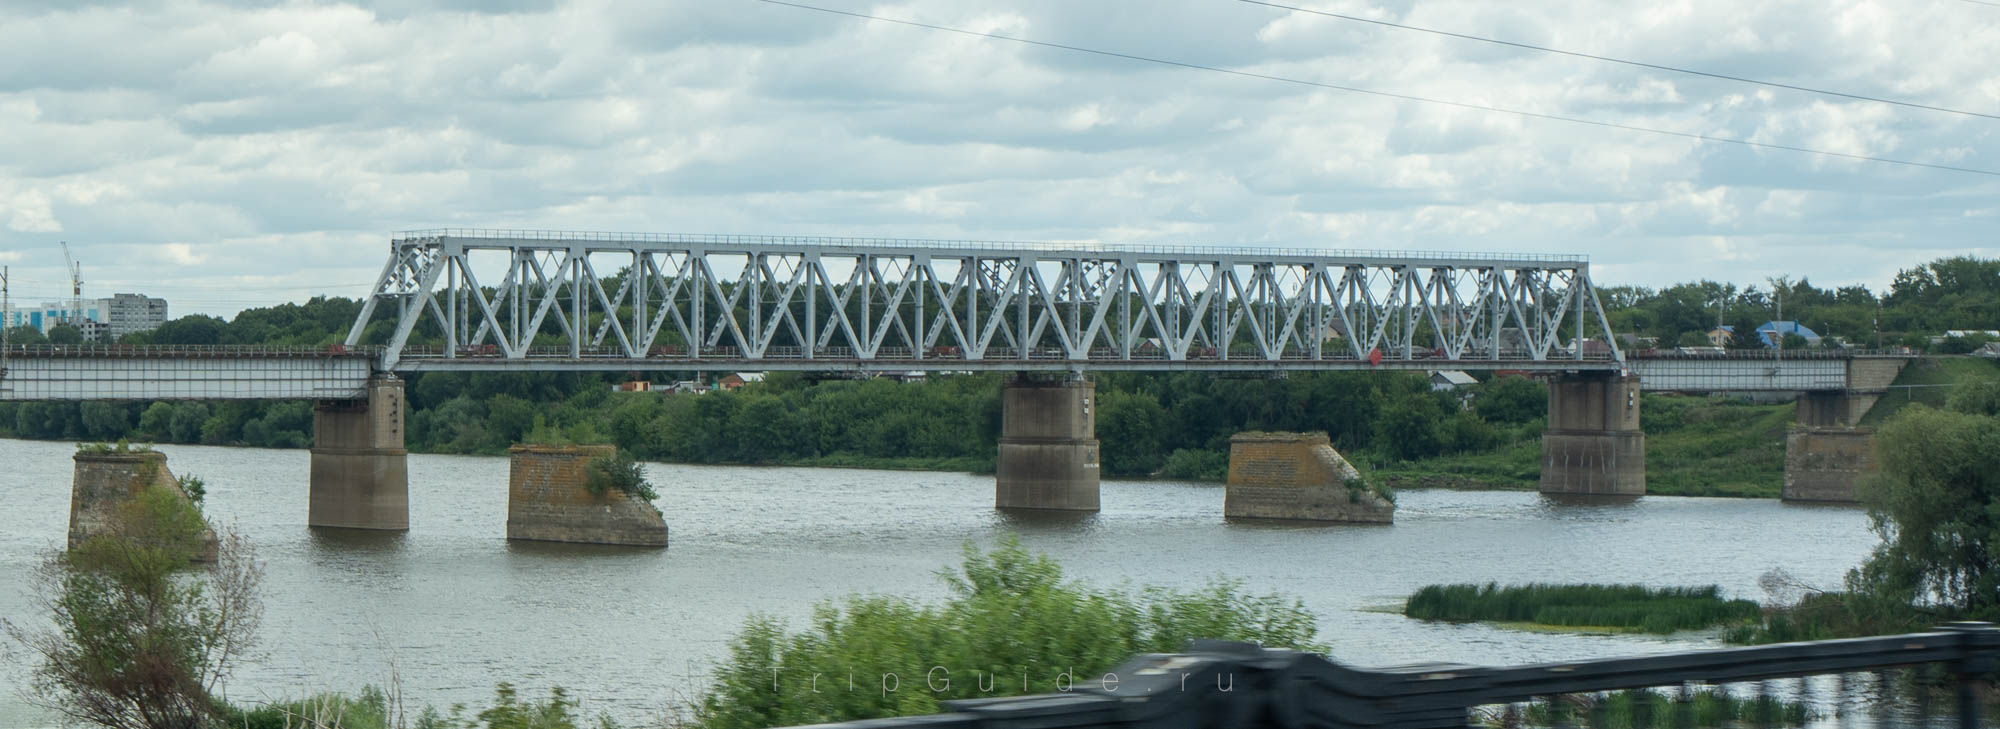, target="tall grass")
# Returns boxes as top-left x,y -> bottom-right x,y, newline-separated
1484,688 -> 1814,729
1405,583 -> 1762,634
